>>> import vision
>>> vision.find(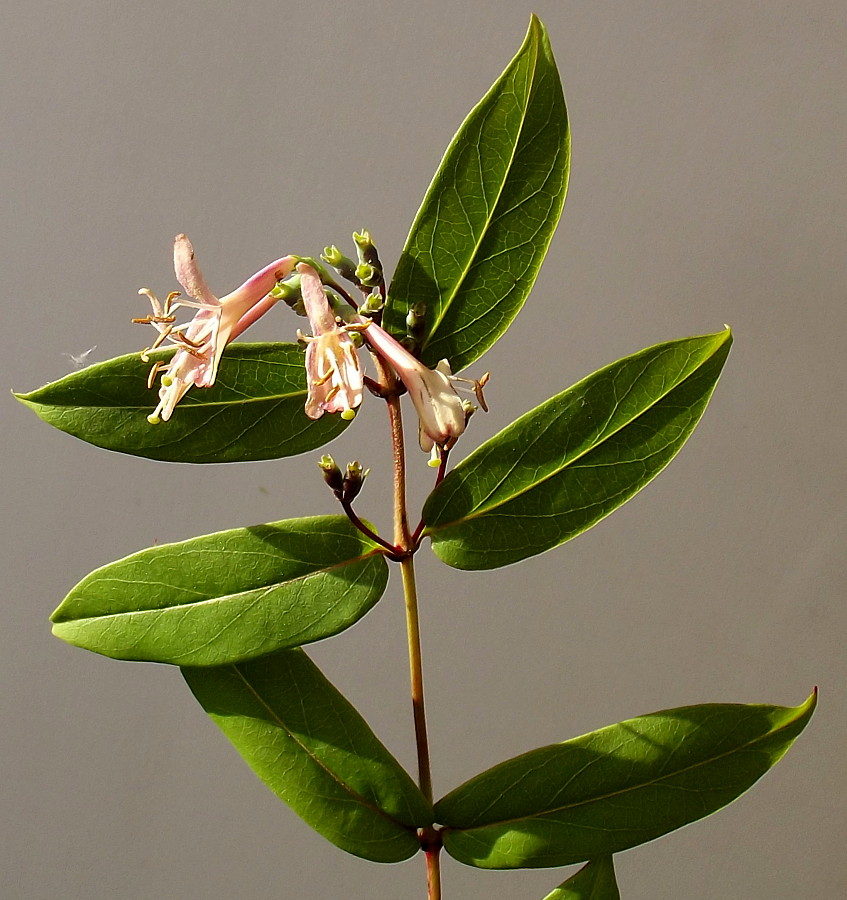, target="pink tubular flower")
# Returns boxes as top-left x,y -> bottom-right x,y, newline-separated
297,262 -> 364,421
136,234 -> 295,423
362,321 -> 466,452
